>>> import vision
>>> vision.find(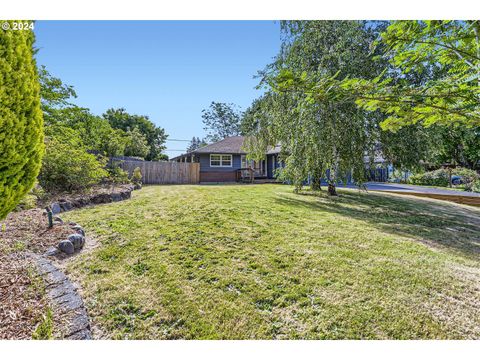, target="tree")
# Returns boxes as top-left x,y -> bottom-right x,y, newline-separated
186,136 -> 206,152
98,128 -> 127,158
38,66 -> 77,126
202,102 -> 242,142
245,21 -> 383,195
124,126 -> 150,159
428,125 -> 480,169
323,21 -> 480,130
103,108 -> 168,160
0,23 -> 44,219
